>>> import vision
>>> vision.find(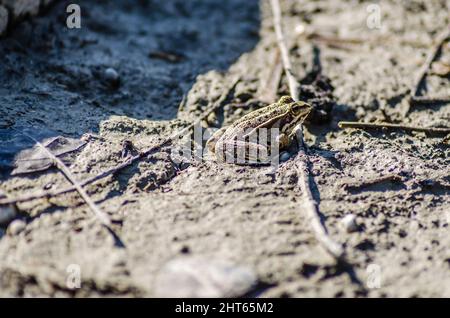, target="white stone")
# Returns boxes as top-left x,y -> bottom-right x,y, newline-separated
0,204 -> 17,226
154,256 -> 257,298
279,151 -> 291,162
104,67 -> 120,85
7,219 -> 26,236
341,214 -> 358,233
